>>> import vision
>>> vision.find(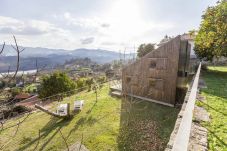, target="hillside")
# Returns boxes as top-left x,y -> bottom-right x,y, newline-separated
0,45 -> 133,72
0,85 -> 179,151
